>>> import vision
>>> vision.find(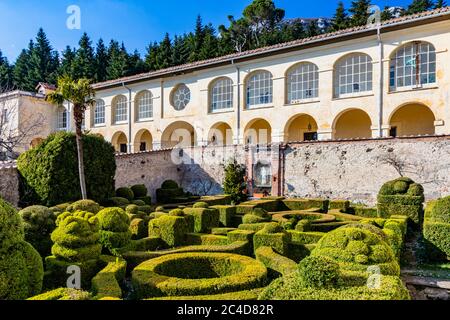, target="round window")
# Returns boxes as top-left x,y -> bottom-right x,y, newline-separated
172,84 -> 191,111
